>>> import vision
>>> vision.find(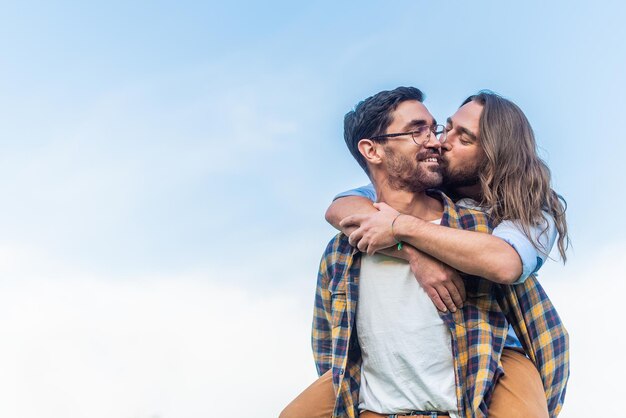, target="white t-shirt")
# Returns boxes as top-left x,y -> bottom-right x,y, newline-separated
357,222 -> 460,417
